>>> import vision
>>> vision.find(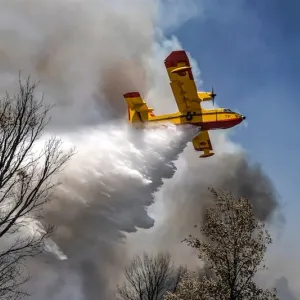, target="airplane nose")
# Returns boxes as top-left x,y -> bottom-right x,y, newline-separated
241,115 -> 246,120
